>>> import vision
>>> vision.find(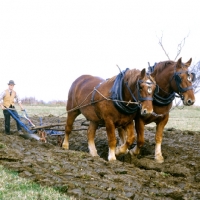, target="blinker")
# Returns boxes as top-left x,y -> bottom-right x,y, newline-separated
174,71 -> 195,94
189,72 -> 196,82
155,85 -> 159,94
175,71 -> 196,83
